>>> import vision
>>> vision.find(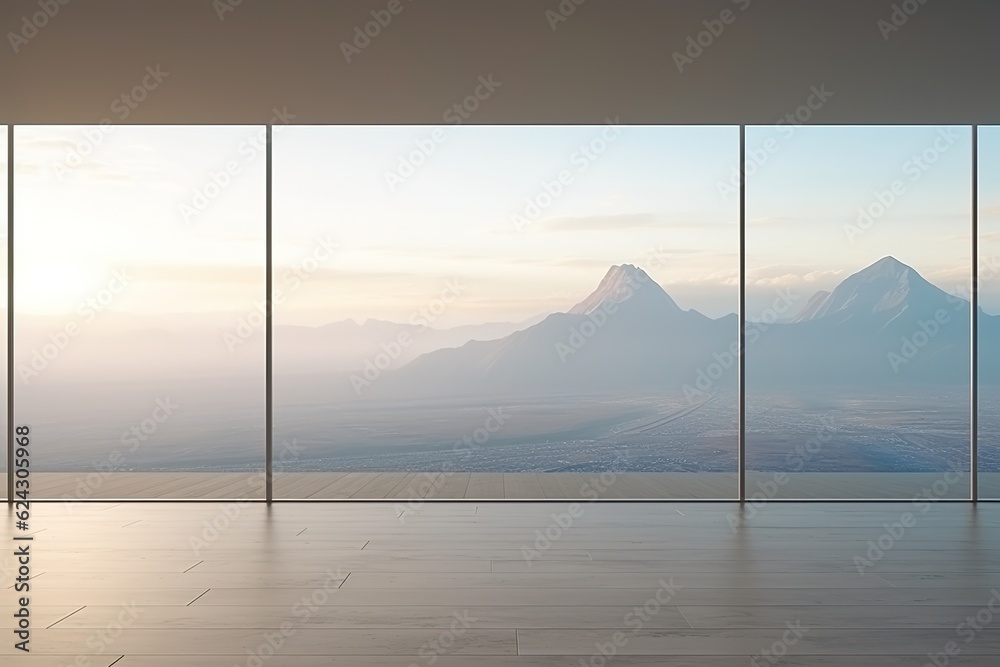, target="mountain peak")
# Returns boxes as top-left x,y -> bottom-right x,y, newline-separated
861,255 -> 913,277
609,263 -> 644,276
568,264 -> 680,316
792,257 -> 947,323
601,264 -> 651,290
